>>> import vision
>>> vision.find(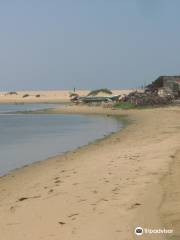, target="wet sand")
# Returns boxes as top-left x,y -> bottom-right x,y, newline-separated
0,105 -> 180,240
